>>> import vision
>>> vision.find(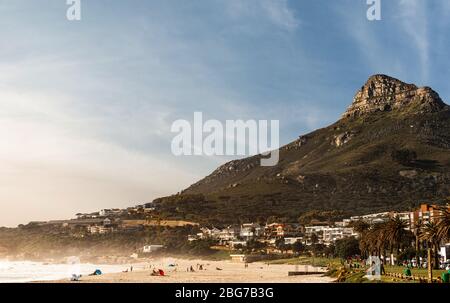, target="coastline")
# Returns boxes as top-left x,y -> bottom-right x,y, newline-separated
39,258 -> 333,283
0,259 -> 141,283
